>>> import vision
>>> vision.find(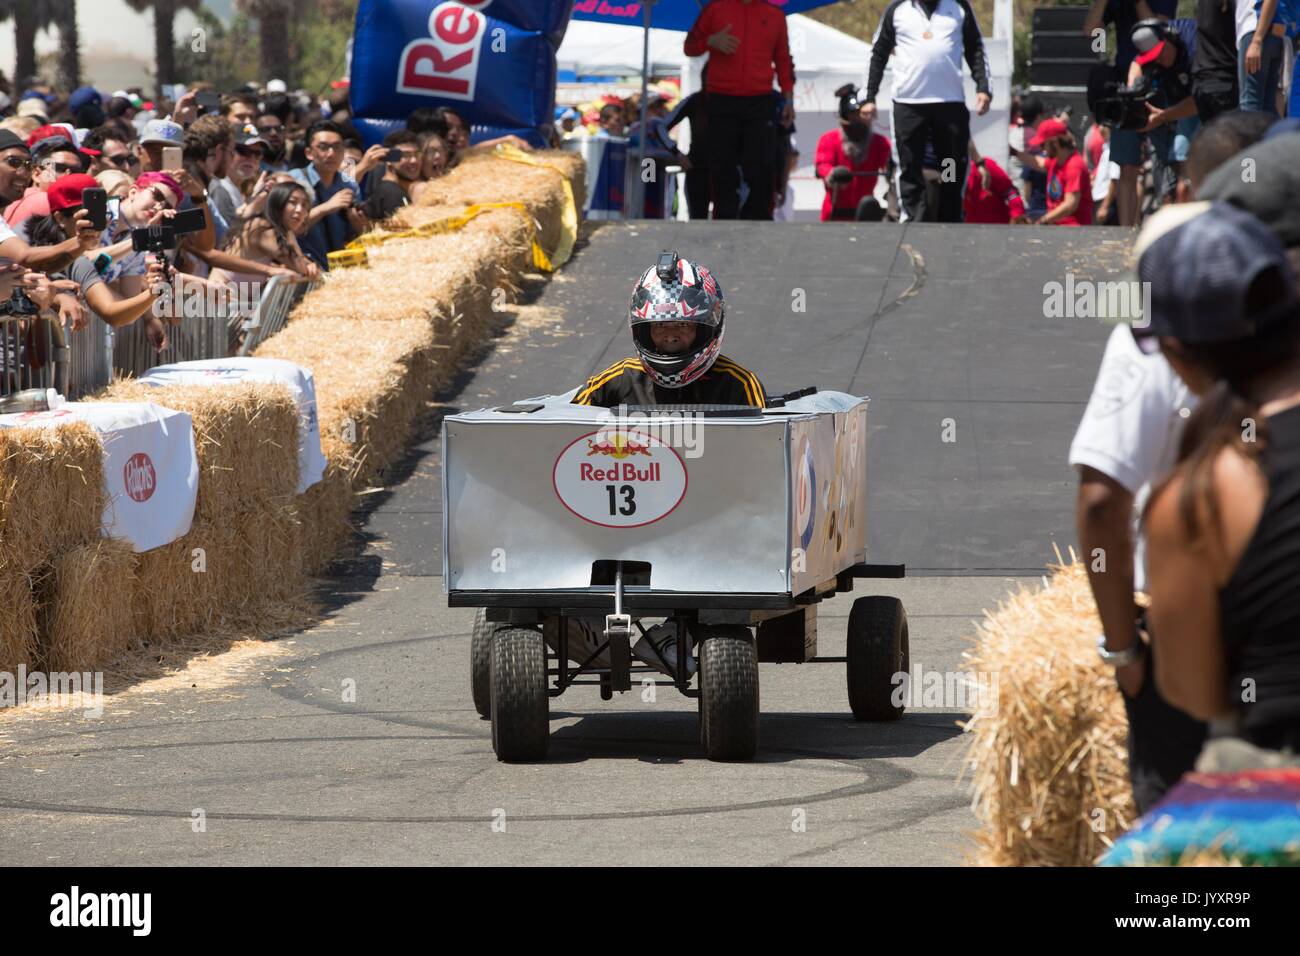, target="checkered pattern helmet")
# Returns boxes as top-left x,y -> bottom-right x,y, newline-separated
627,252 -> 725,389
